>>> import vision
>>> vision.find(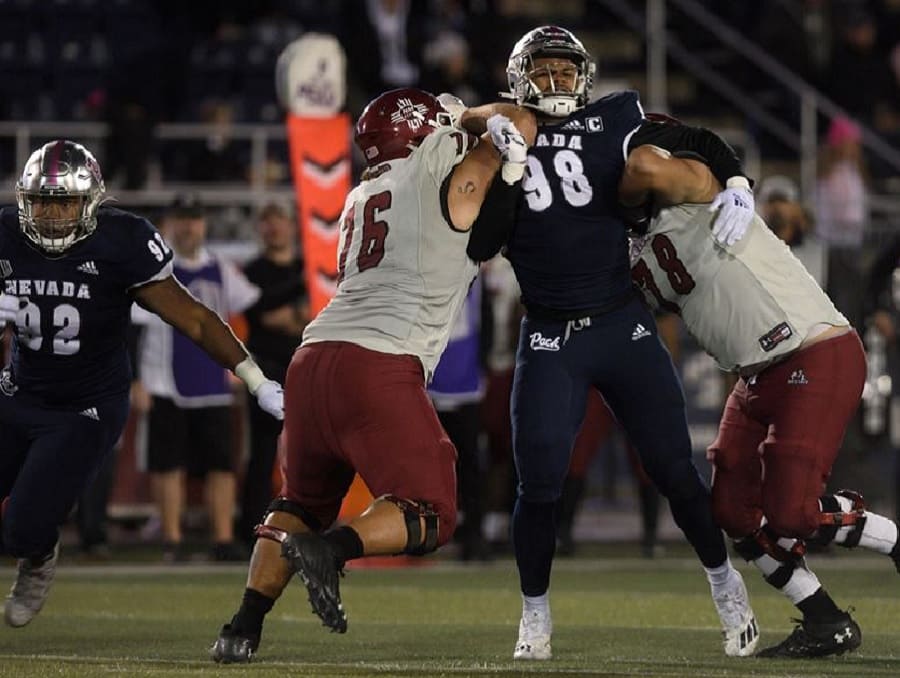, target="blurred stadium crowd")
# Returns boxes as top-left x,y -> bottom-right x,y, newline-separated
1,0 -> 899,185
